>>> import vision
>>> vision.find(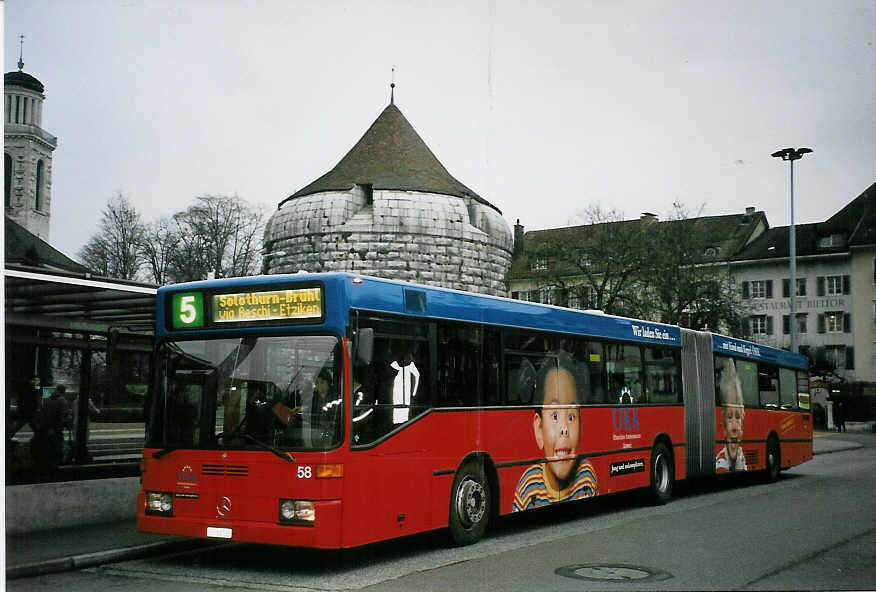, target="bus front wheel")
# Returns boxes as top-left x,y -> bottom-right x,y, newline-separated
649,442 -> 673,505
449,461 -> 490,546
